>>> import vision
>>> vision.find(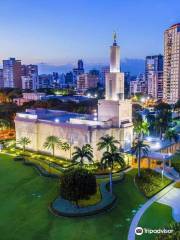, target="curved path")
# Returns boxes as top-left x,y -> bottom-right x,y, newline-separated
128,182 -> 175,240
51,181 -> 117,217
157,187 -> 180,222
